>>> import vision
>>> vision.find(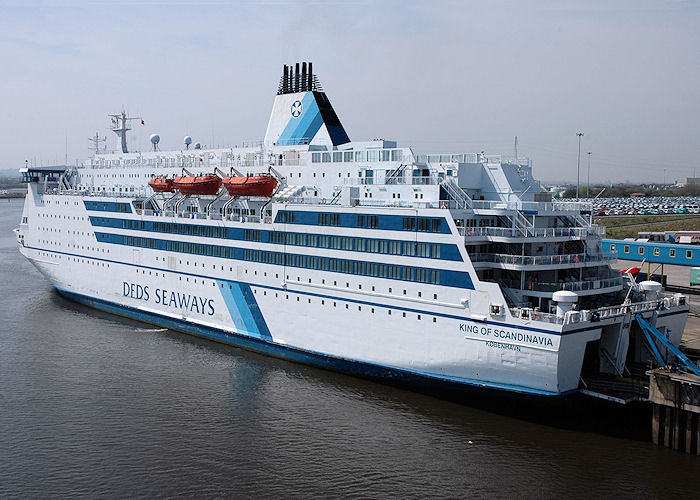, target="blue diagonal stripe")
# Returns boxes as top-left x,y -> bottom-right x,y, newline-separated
216,280 -> 272,340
